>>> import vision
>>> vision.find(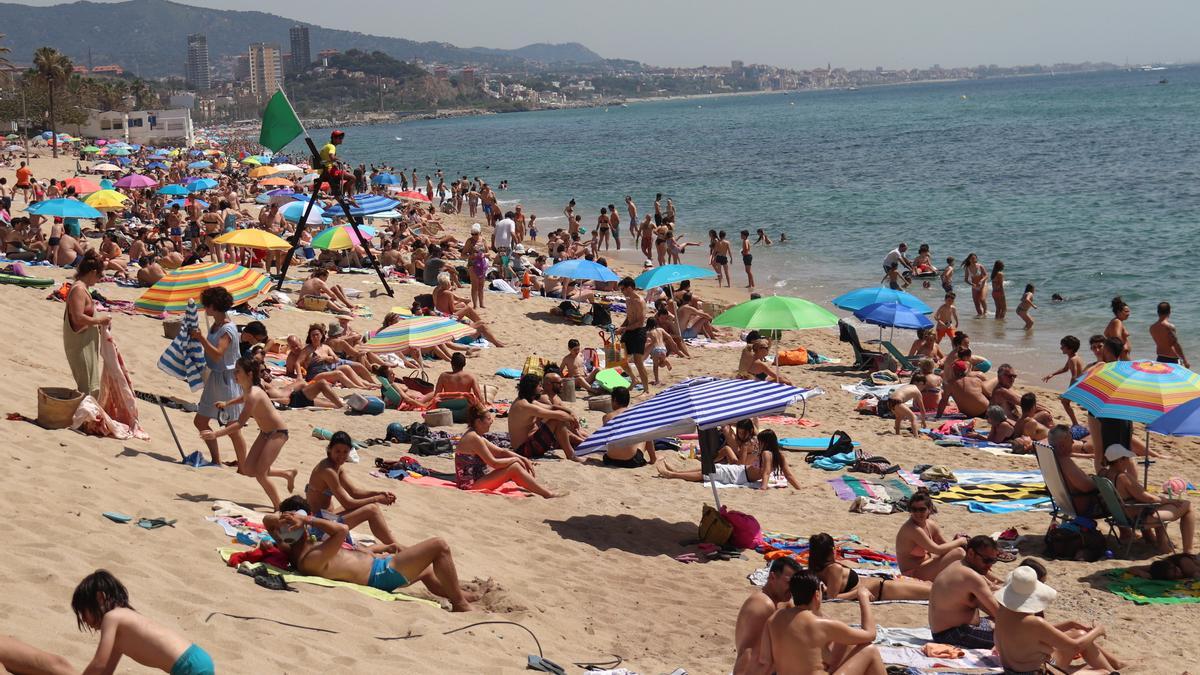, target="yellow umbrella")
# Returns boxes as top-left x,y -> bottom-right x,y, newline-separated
83,189 -> 129,211
213,228 -> 292,250
249,165 -> 280,178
